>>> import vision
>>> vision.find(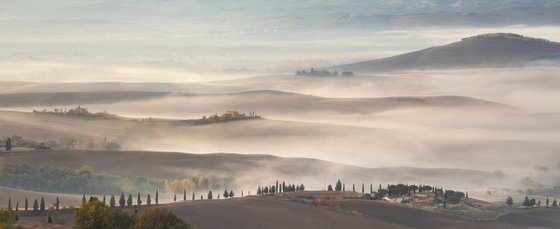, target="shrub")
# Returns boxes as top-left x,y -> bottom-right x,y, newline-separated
135,208 -> 191,229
